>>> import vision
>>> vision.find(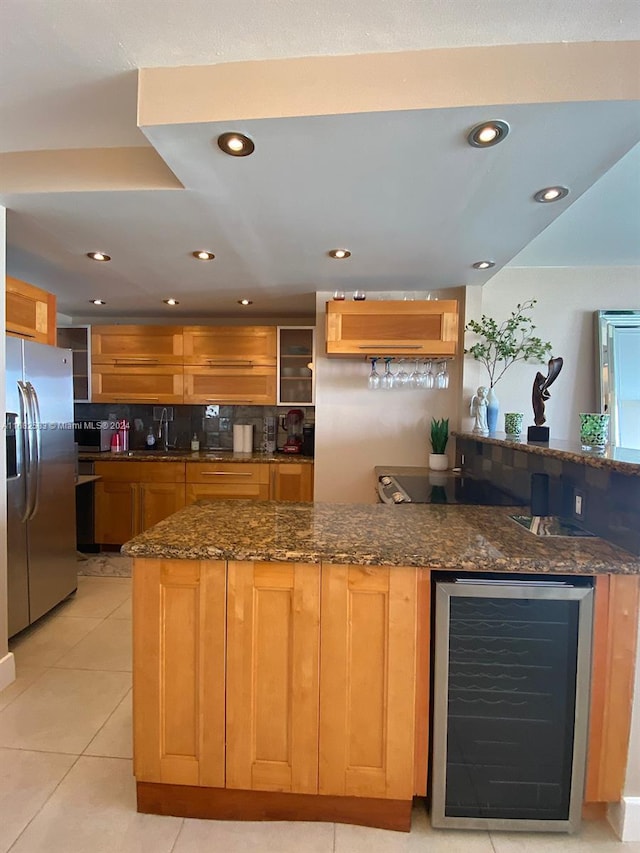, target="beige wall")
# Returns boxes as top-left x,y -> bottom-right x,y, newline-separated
314,288 -> 464,503
464,266 -> 640,440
